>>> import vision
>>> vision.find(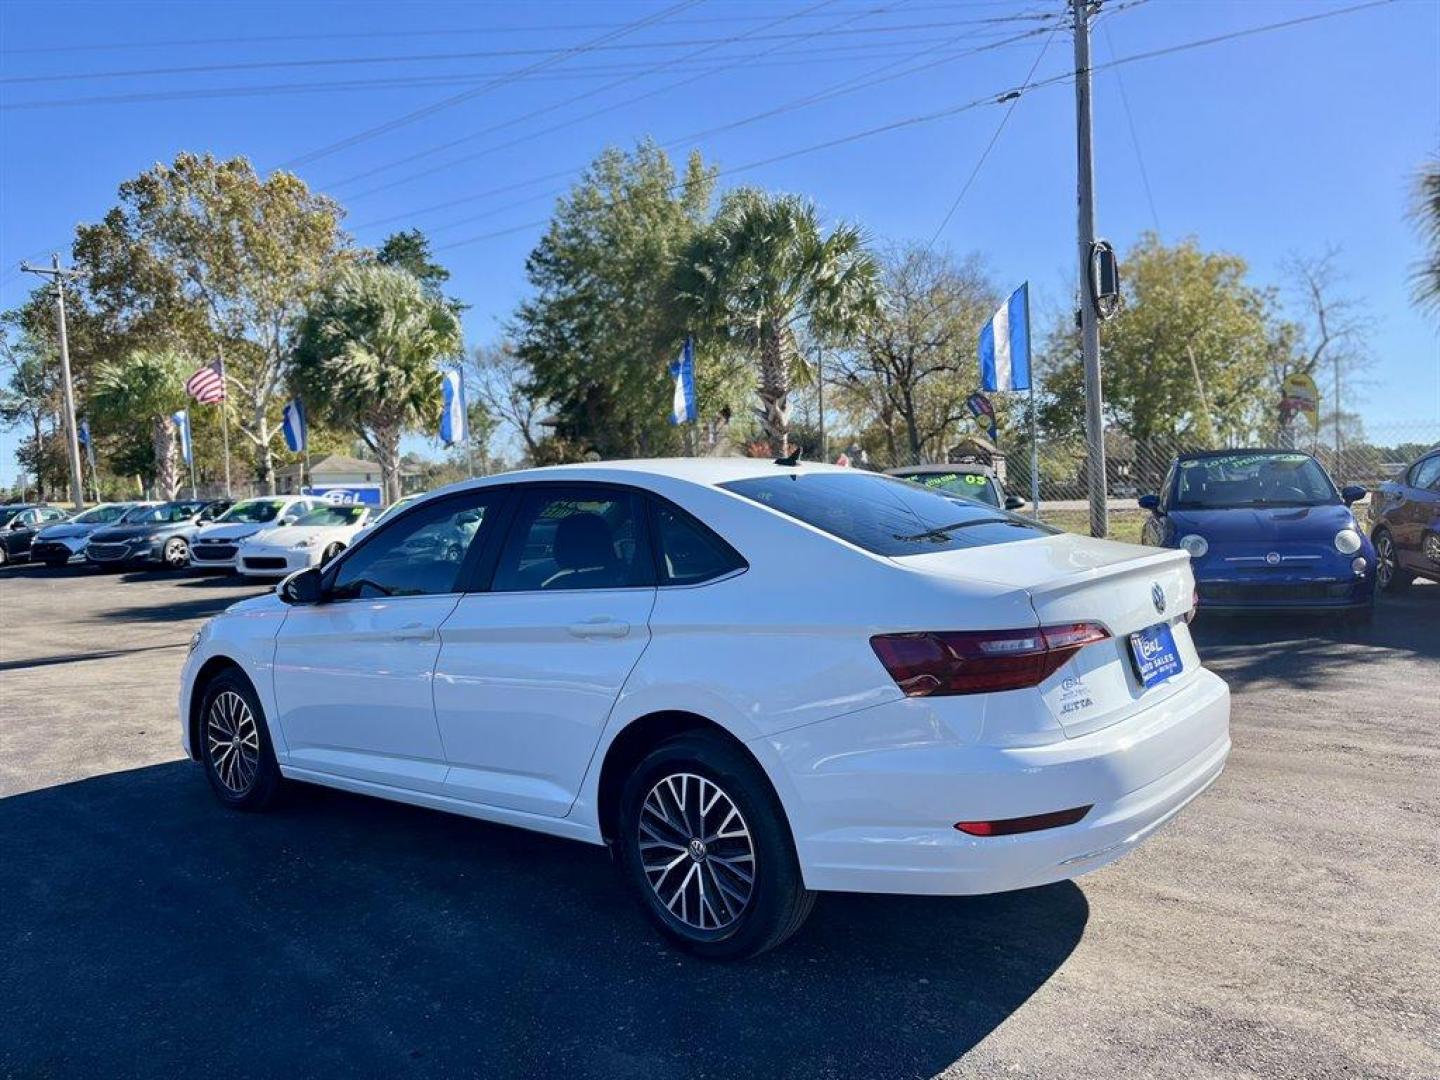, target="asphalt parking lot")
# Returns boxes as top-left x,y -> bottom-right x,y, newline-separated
1,565 -> 1437,1080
